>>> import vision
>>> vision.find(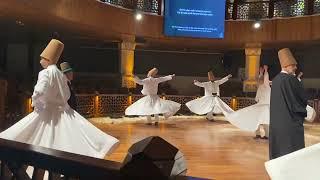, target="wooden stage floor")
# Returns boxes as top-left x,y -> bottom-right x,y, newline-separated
90,116 -> 320,180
